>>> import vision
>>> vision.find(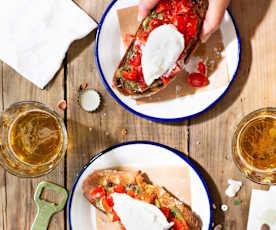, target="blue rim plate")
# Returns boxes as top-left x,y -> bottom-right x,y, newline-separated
95,0 -> 241,122
67,141 -> 213,230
